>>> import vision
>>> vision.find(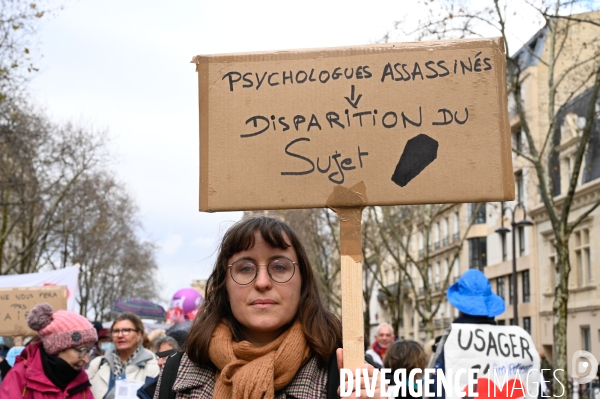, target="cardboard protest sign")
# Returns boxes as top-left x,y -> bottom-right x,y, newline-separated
0,286 -> 67,336
444,324 -> 541,399
193,37 -> 514,212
